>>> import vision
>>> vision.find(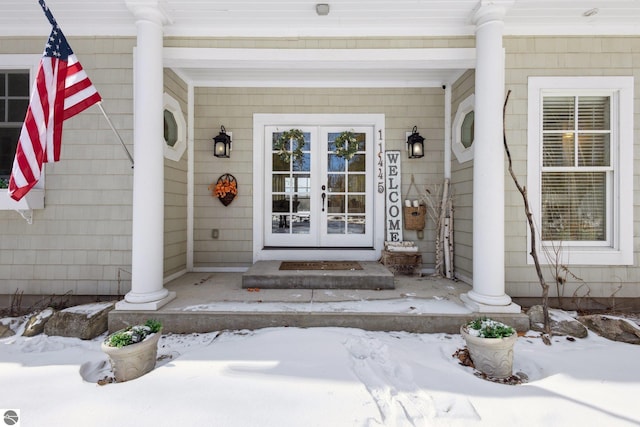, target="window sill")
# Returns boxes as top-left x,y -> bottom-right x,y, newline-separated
0,189 -> 45,211
528,245 -> 633,266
